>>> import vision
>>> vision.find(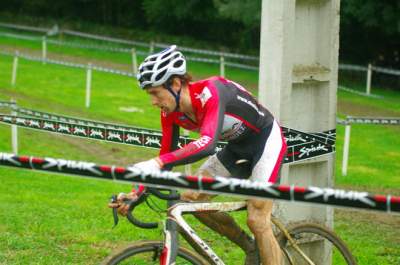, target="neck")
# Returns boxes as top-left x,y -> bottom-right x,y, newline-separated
179,85 -> 194,116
